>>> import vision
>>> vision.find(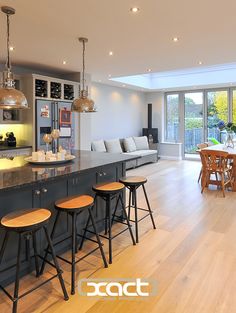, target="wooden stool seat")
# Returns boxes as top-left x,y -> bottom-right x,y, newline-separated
1,208 -> 51,230
0,208 -> 68,313
93,182 -> 124,194
55,195 -> 94,211
119,176 -> 147,186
